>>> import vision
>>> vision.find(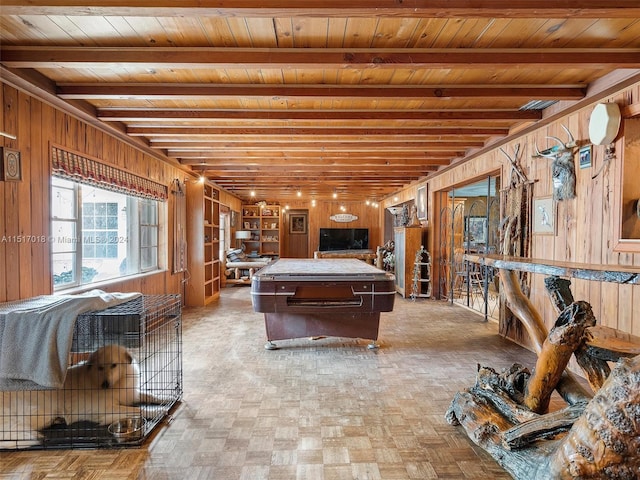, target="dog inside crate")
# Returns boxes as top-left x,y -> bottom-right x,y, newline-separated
0,293 -> 182,449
